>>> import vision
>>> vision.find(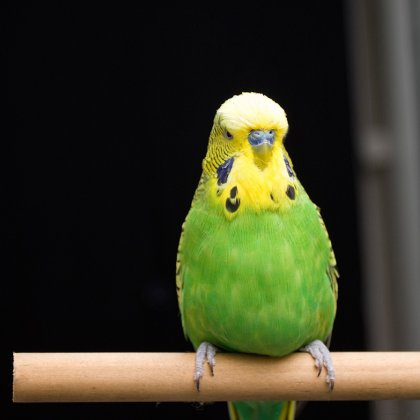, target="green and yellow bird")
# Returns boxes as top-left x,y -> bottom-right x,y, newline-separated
176,92 -> 338,420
